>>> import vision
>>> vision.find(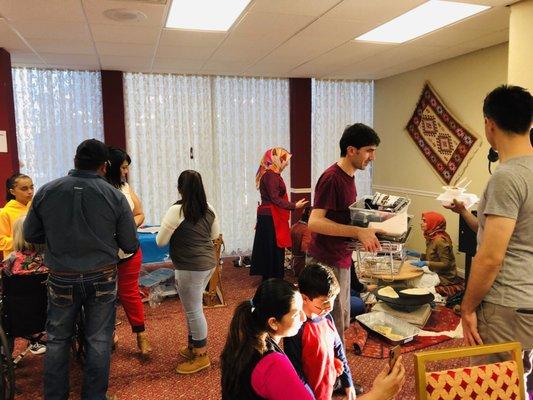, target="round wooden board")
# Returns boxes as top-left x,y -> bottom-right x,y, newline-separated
359,261 -> 424,281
